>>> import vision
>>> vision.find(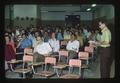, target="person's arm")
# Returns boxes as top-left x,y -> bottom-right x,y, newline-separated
66,41 -> 70,50
54,40 -> 60,52
16,39 -> 22,48
96,31 -> 111,46
72,41 -> 80,52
